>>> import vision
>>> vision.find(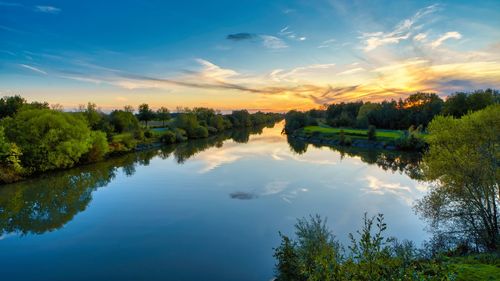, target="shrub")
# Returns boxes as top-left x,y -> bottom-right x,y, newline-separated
191,126 -> 209,139
84,131 -> 109,162
160,130 -> 176,144
368,125 -> 376,141
144,129 -> 154,138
